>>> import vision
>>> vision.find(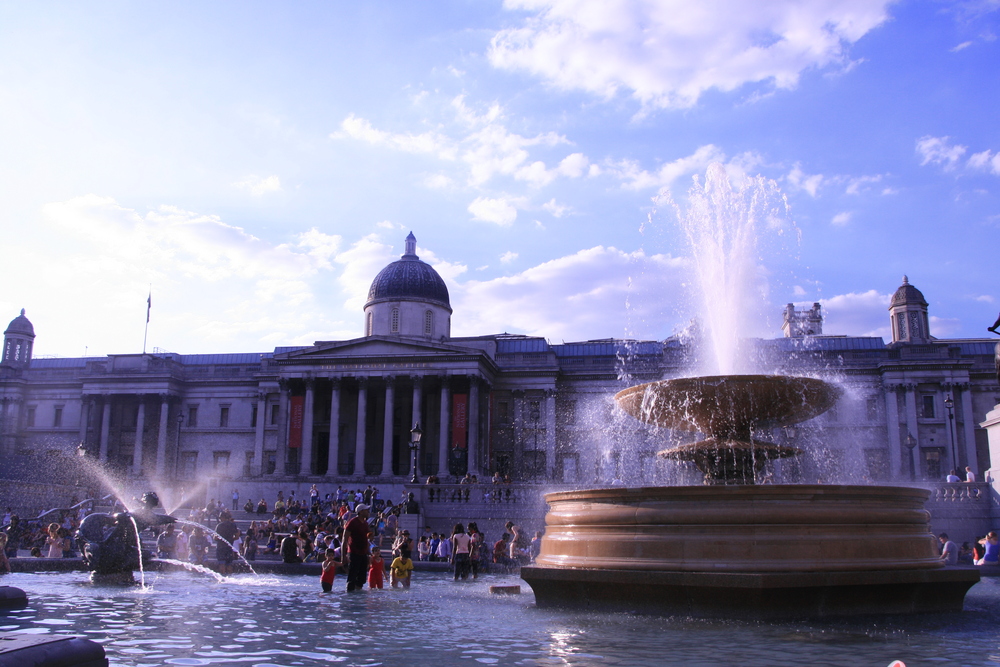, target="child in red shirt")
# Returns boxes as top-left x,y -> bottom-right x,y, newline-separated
321,549 -> 340,593
368,546 -> 387,589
